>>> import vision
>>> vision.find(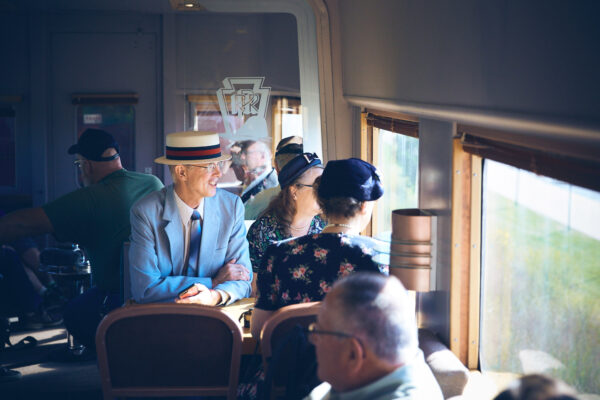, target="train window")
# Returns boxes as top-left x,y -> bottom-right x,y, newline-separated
372,128 -> 419,236
479,159 -> 600,395
362,112 -> 419,237
271,96 -> 302,149
188,94 -> 302,187
75,104 -> 136,171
